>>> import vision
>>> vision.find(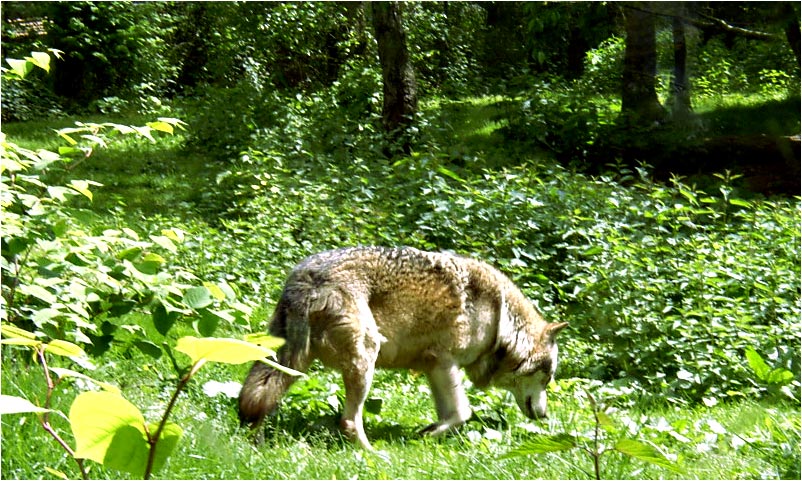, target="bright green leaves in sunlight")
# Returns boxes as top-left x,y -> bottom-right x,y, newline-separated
0,395 -> 53,415
176,336 -> 277,365
69,391 -> 182,475
745,348 -> 795,387
175,336 -> 302,377
4,49 -> 62,78
1,323 -> 86,359
614,439 -> 682,473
